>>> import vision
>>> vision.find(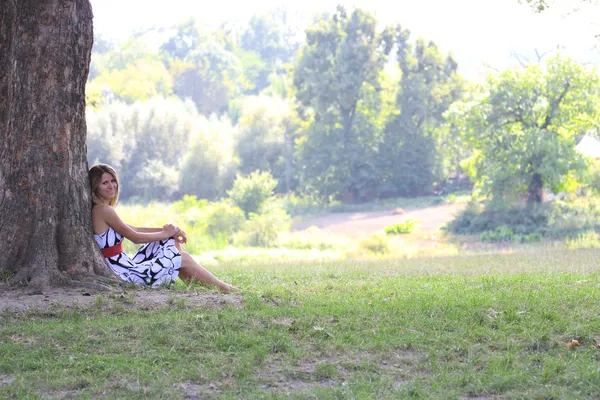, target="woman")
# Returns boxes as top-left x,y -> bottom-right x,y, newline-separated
89,163 -> 237,293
